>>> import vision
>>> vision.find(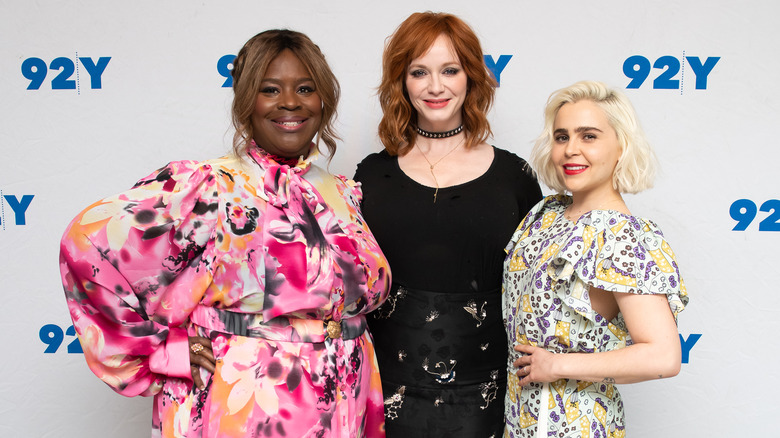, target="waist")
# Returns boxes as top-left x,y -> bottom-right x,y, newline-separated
190,305 -> 366,342
369,283 -> 507,384
390,283 -> 502,301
